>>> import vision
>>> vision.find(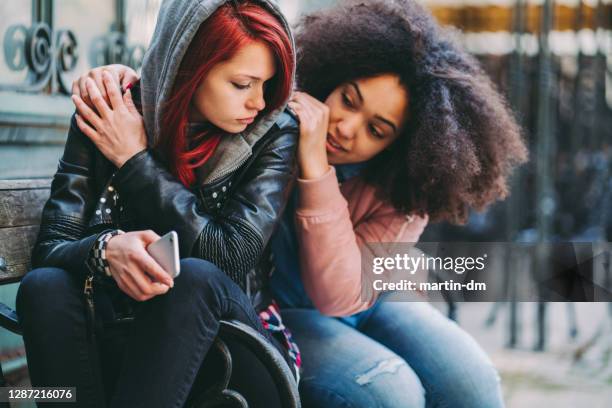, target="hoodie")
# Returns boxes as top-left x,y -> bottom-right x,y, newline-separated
140,0 -> 296,184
